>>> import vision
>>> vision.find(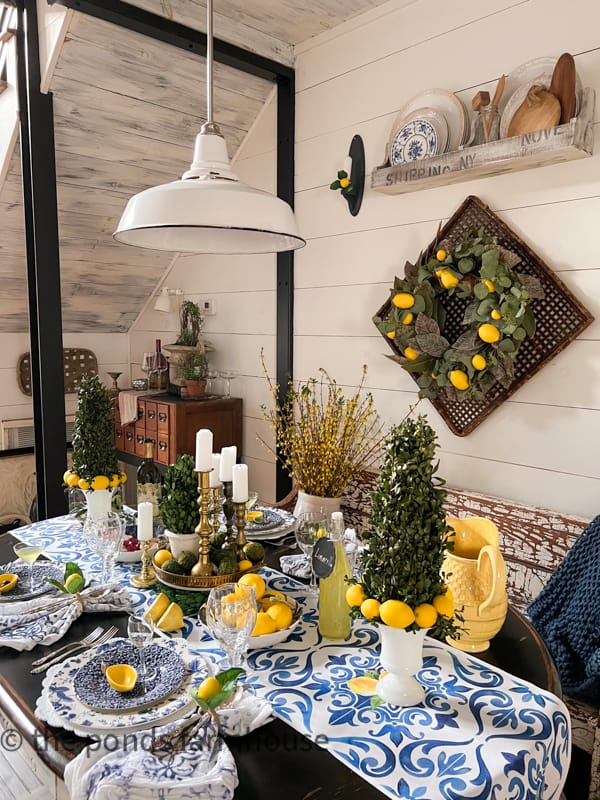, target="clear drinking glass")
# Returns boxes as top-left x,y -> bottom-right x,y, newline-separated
295,511 -> 328,596
127,614 -> 157,685
203,583 -> 257,669
218,370 -> 237,399
206,368 -> 219,394
140,352 -> 154,384
13,542 -> 43,590
87,512 -> 125,583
